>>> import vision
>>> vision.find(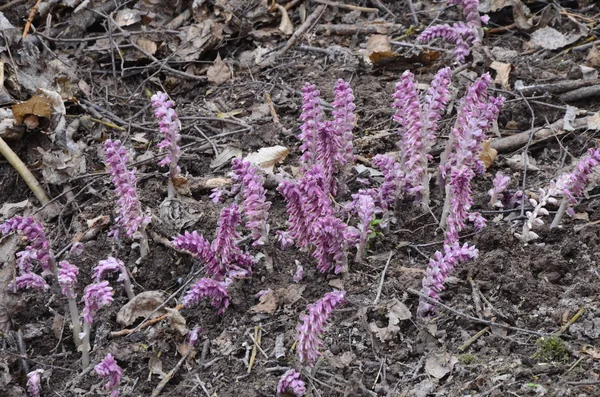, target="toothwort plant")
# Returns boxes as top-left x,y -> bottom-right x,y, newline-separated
488,172 -> 511,208
296,290 -> 345,365
95,353 -> 122,397
183,277 -> 231,315
58,260 -> 82,347
104,139 -> 151,257
93,256 -> 135,301
151,92 -> 182,199
81,281 -> 114,368
277,368 -> 306,397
